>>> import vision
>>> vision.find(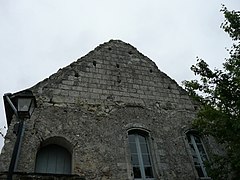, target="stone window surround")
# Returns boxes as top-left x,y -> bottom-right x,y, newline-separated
128,129 -> 154,179
125,123 -> 159,179
35,144 -> 72,174
34,136 -> 73,174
